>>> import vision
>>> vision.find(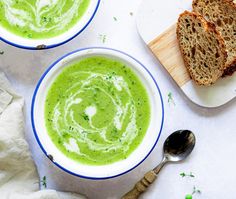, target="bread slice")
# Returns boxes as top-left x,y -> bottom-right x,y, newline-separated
177,11 -> 227,86
192,0 -> 236,76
